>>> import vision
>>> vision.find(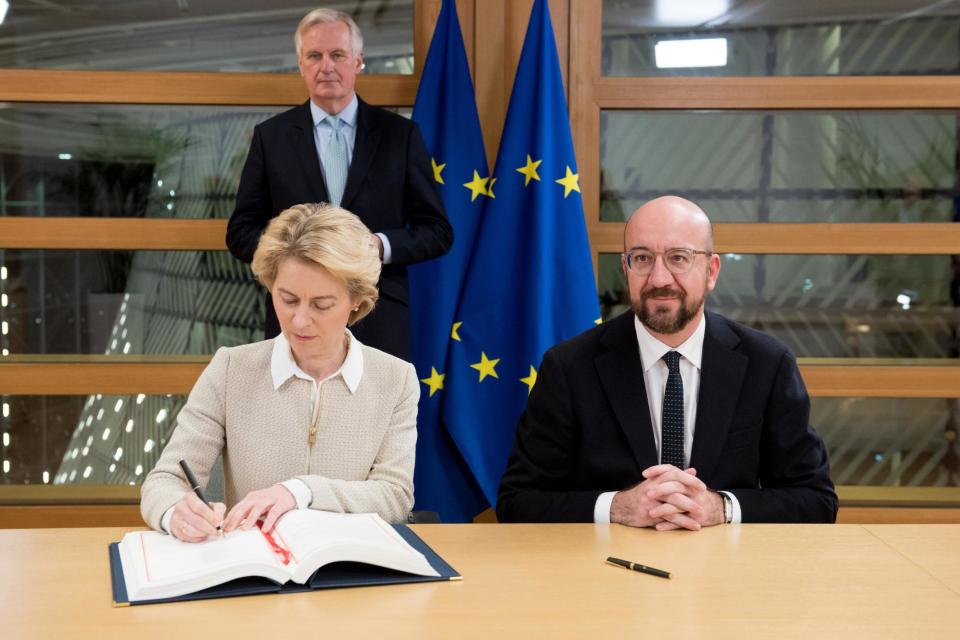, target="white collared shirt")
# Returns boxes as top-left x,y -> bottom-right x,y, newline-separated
594,313 -> 741,524
309,95 -> 393,264
160,331 -> 364,533
270,329 -> 363,395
